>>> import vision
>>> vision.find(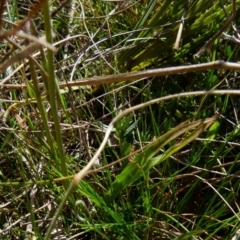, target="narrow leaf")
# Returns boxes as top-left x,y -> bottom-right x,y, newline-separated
107,115 -> 219,200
